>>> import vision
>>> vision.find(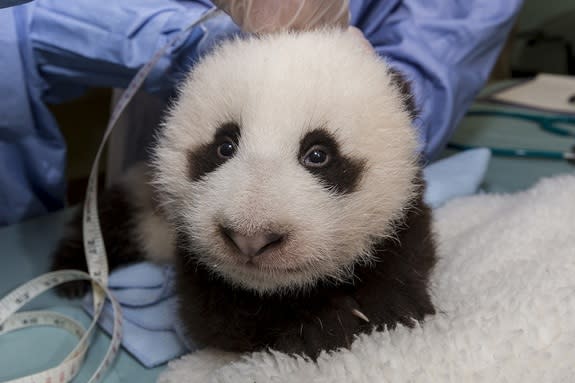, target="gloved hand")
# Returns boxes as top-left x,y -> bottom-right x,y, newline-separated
211,0 -> 349,33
